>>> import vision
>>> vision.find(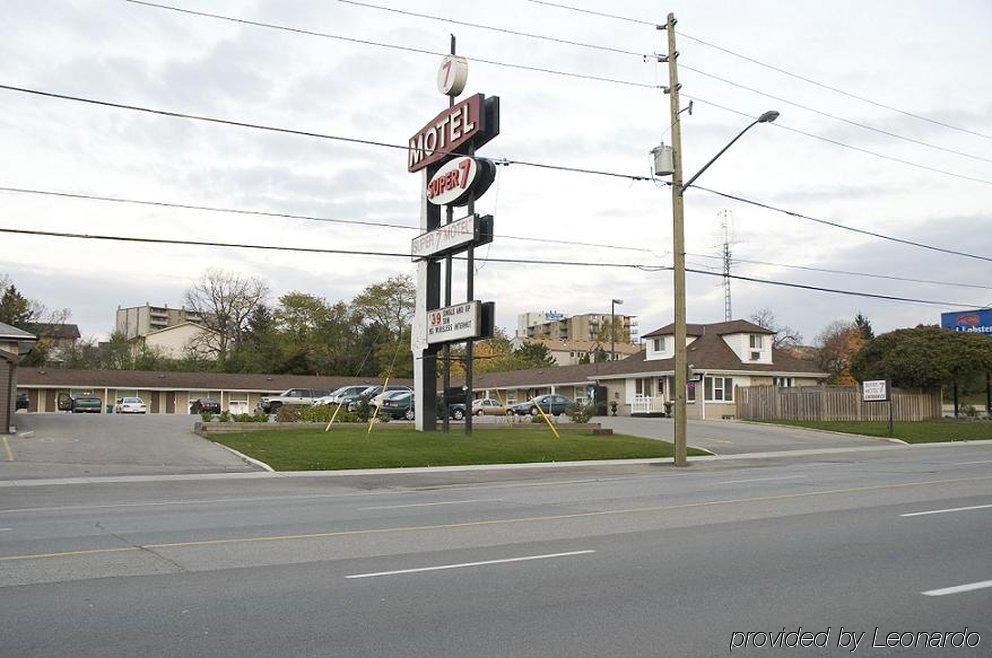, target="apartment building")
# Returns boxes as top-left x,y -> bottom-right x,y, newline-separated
520,312 -> 638,343
115,304 -> 205,339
